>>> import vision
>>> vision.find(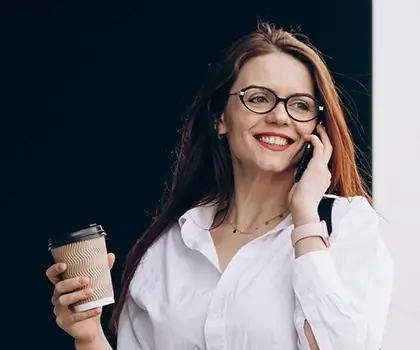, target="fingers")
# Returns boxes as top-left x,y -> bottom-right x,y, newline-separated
306,134 -> 324,159
52,276 -> 90,305
55,287 -> 93,308
317,124 -> 333,160
69,308 -> 102,323
49,255 -> 114,333
51,275 -> 99,331
55,307 -> 101,329
46,263 -> 66,285
305,124 -> 332,163
108,253 -> 115,270
48,252 -> 115,306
